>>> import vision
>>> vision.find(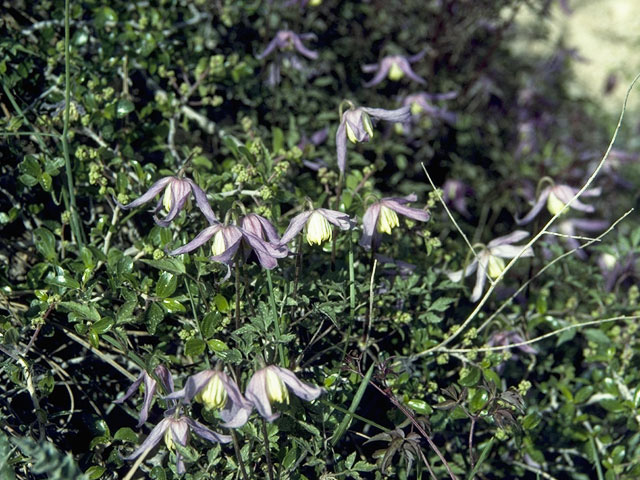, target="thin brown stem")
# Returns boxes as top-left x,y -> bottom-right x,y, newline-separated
231,430 -> 250,480
261,419 -> 275,480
